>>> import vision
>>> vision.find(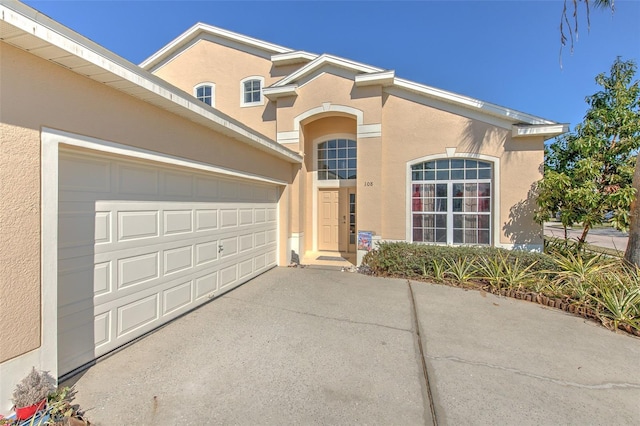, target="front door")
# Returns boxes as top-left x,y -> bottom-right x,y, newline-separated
318,188 -> 356,252
318,189 -> 339,251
